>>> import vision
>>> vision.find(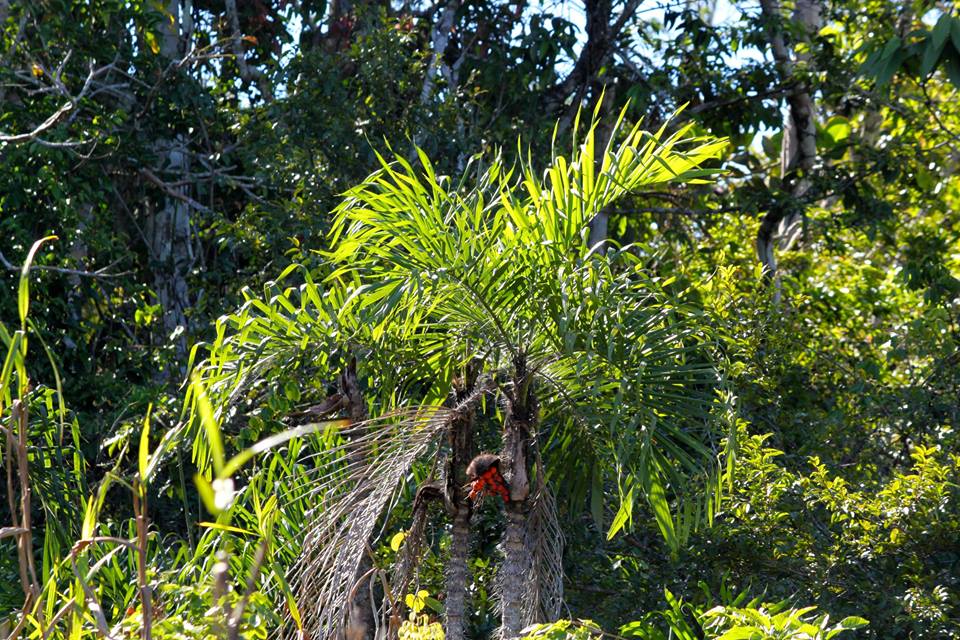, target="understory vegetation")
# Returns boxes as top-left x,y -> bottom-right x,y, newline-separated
2,0 -> 960,638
